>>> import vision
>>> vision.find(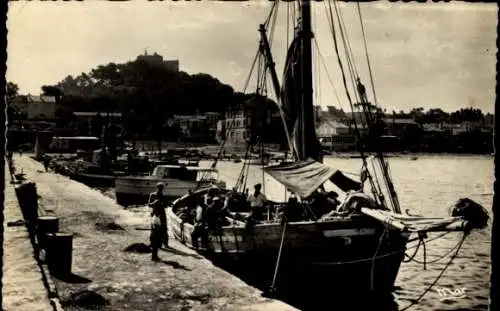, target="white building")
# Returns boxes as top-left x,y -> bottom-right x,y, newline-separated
316,118 -> 355,151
